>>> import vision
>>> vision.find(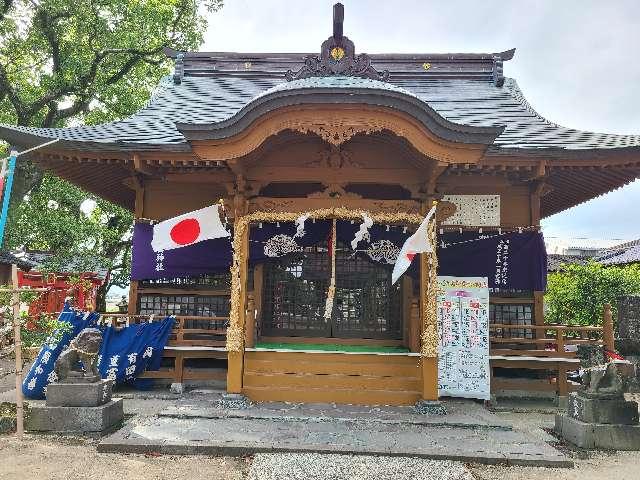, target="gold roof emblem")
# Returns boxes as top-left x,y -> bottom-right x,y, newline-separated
330,47 -> 345,61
